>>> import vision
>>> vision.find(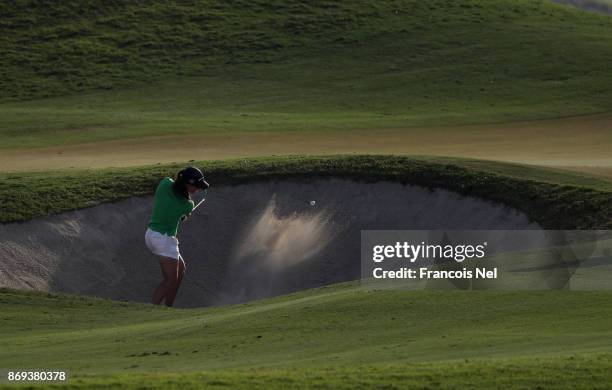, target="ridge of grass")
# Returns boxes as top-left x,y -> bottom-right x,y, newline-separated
0,155 -> 610,228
